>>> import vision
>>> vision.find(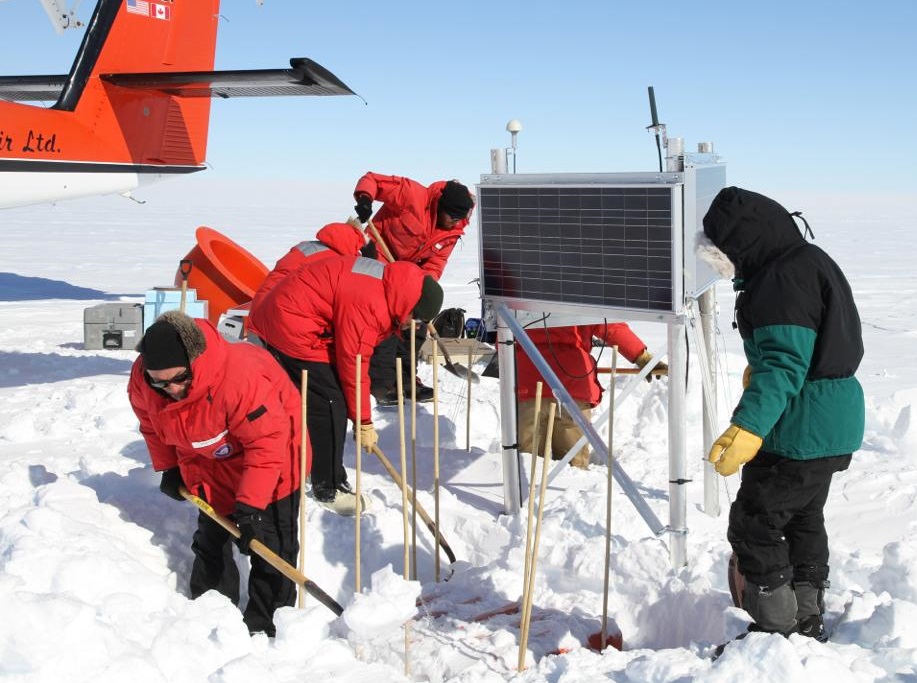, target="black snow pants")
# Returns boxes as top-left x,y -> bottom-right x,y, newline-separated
369,324 -> 427,395
189,491 -> 299,636
265,346 -> 349,493
728,450 -> 851,590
